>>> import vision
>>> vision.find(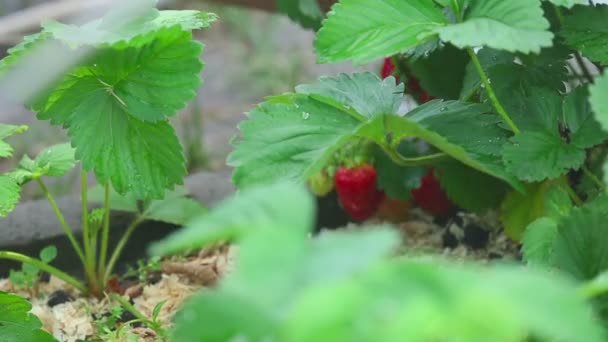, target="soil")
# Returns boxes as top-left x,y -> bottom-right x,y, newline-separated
0,206 -> 520,341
